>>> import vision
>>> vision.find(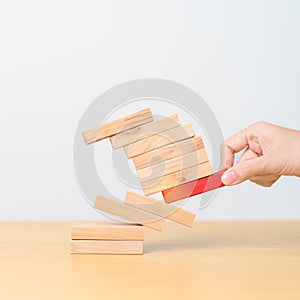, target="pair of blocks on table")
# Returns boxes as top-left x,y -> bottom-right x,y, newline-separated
83,108 -> 213,198
71,222 -> 144,255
